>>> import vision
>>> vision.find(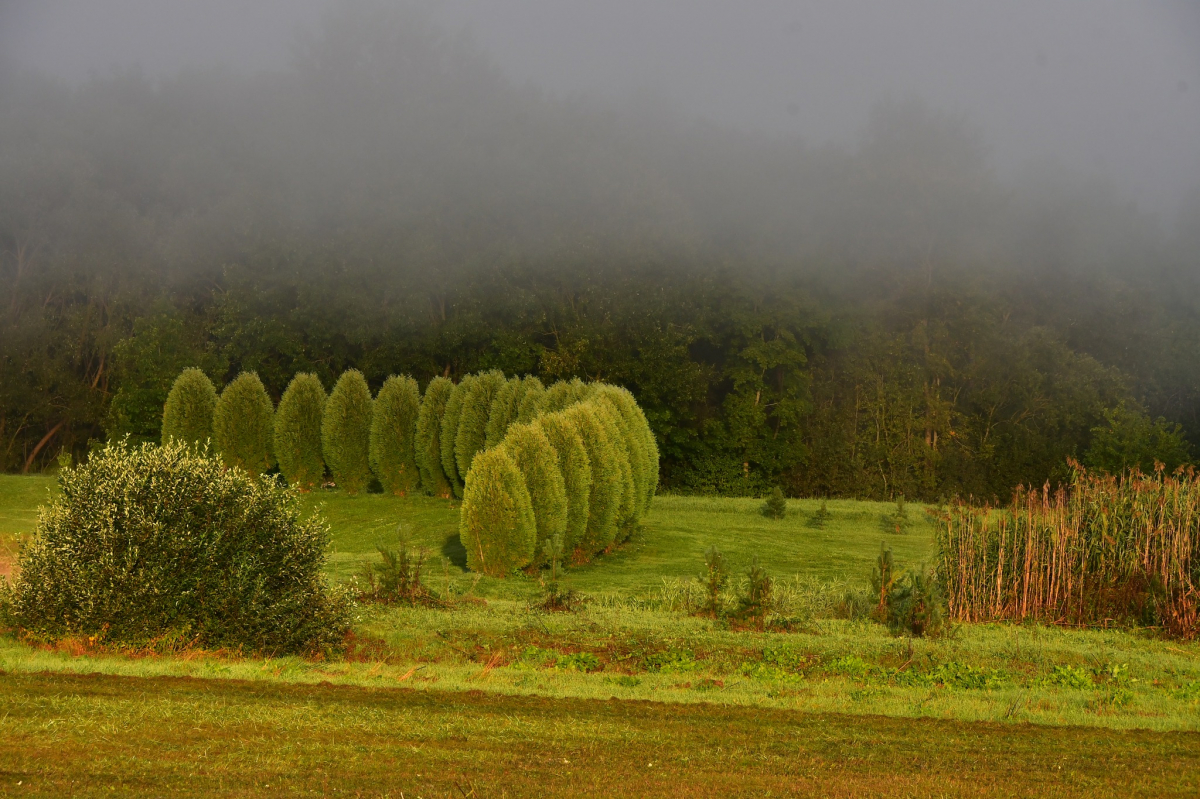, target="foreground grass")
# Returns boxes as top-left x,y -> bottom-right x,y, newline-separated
2,670 -> 1198,798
